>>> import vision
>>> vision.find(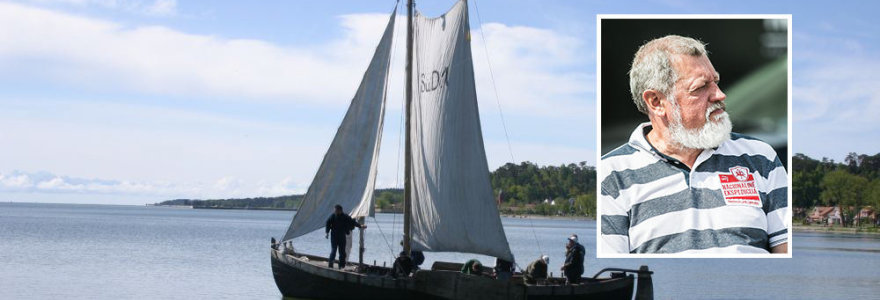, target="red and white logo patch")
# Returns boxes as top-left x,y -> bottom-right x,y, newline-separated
718,166 -> 761,207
